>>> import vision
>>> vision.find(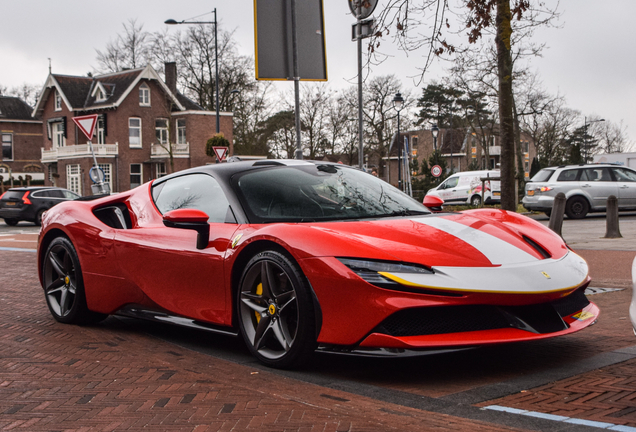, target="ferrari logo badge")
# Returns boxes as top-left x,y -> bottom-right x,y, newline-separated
268,304 -> 276,315
541,271 -> 551,279
231,233 -> 243,249
64,276 -> 70,285
572,311 -> 594,321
